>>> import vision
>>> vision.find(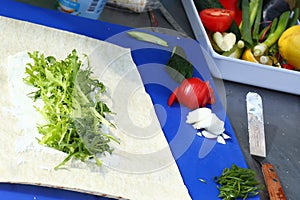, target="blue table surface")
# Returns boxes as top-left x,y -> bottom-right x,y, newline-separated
0,1 -> 259,199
